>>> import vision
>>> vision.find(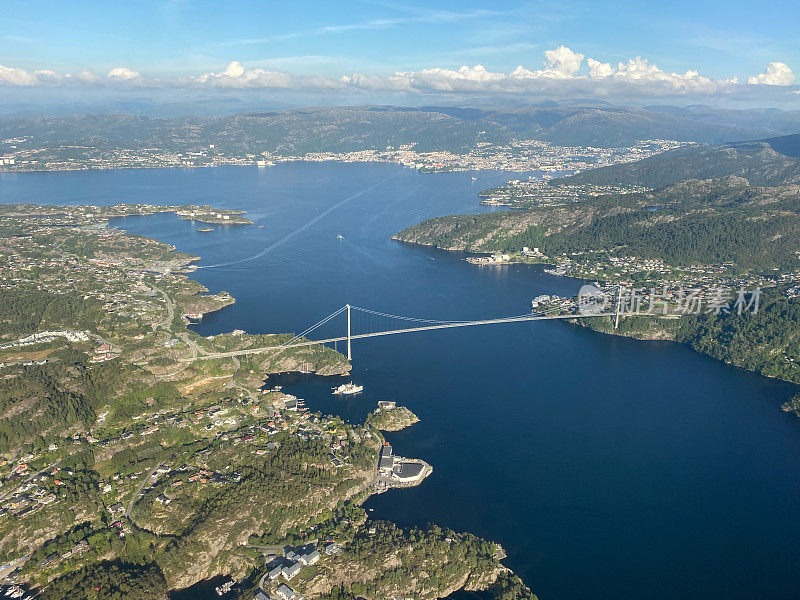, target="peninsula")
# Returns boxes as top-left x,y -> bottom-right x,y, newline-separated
393,133 -> 800,400
0,204 -> 536,600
